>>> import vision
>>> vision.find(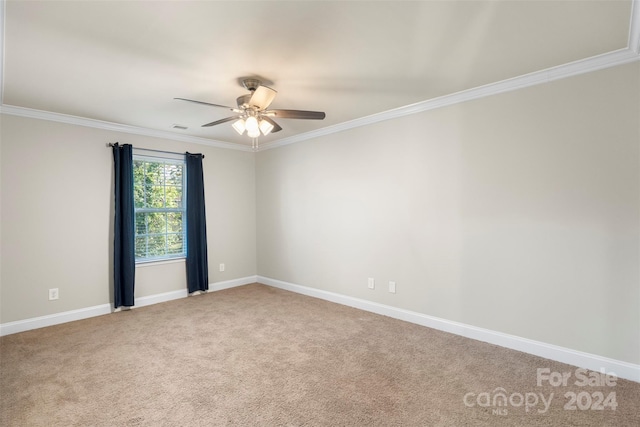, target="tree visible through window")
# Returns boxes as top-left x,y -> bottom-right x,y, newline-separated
133,156 -> 186,261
